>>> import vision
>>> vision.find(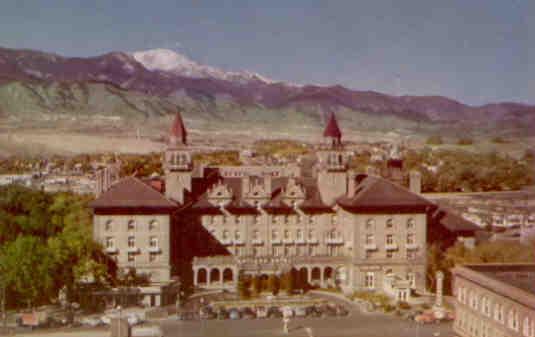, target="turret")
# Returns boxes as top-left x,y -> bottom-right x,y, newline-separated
164,111 -> 192,204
